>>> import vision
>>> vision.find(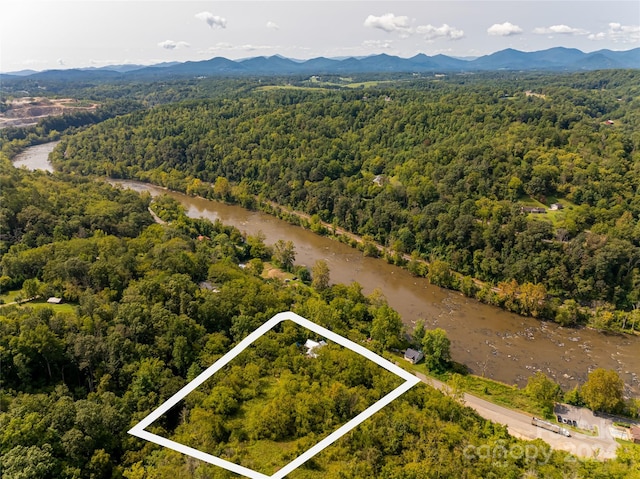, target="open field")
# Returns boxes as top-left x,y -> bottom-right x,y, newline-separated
0,289 -> 76,313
